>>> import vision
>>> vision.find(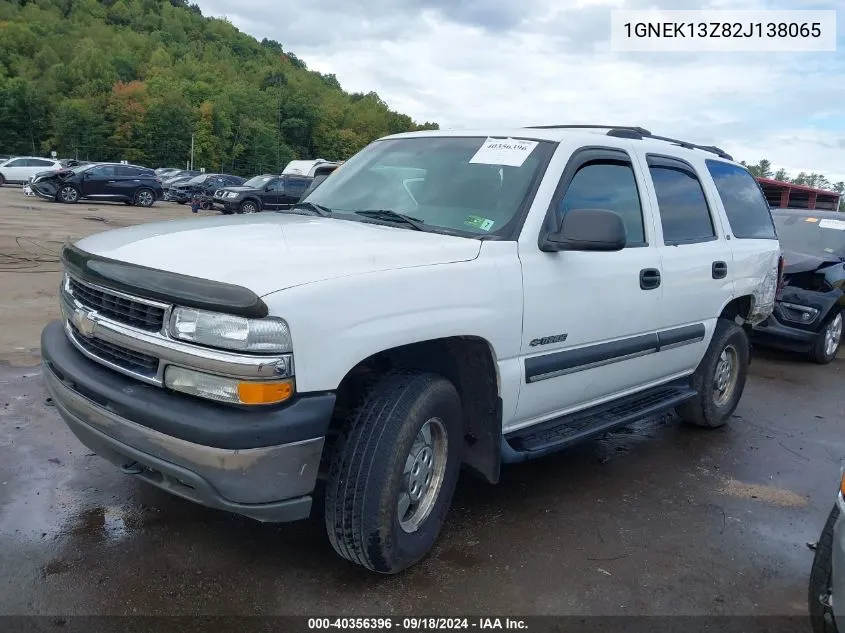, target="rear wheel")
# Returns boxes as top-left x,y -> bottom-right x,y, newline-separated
134,188 -> 155,207
325,371 -> 463,574
239,200 -> 259,214
677,318 -> 749,428
811,311 -> 842,365
58,185 -> 80,204
809,504 -> 840,633
0,173 -> 5,186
